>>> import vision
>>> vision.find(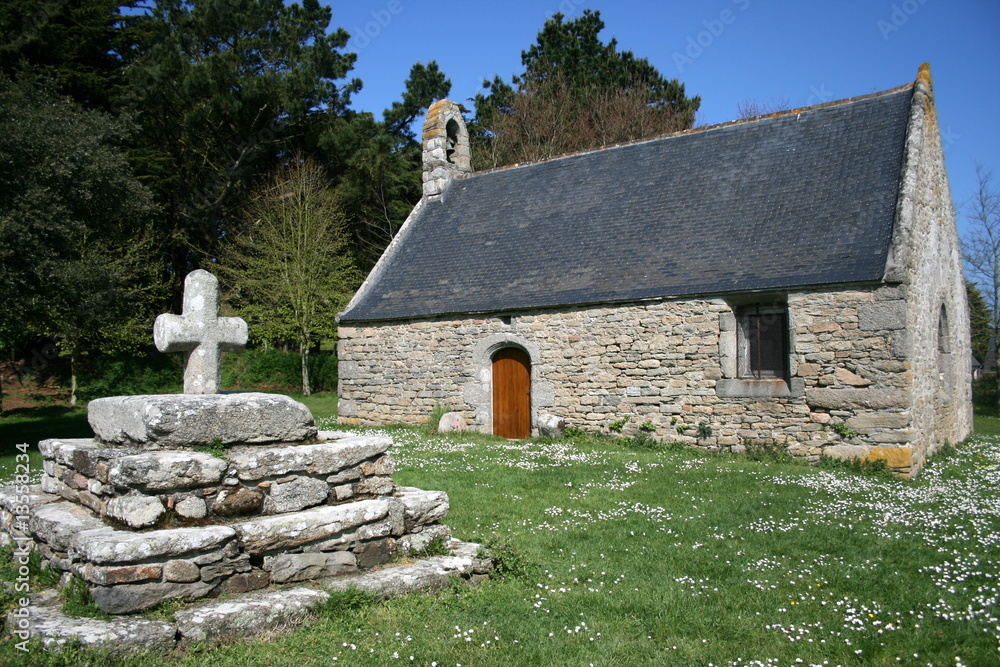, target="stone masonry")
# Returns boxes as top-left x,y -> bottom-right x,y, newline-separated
338,67 -> 972,478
